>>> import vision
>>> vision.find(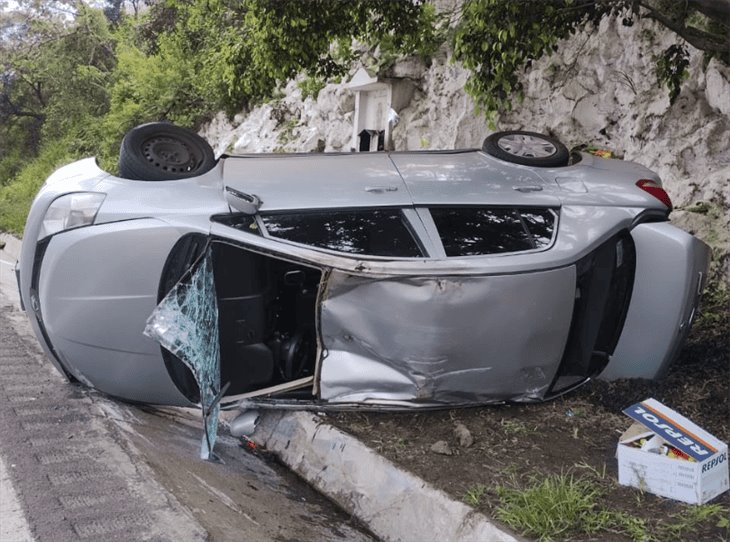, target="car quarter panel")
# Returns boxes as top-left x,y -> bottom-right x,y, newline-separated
318,266 -> 577,404
602,222 -> 711,380
37,218 -> 197,405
